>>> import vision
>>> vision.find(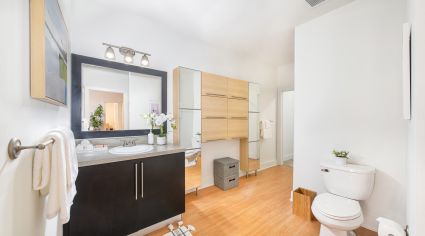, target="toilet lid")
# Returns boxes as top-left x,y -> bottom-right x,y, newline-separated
314,193 -> 361,220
